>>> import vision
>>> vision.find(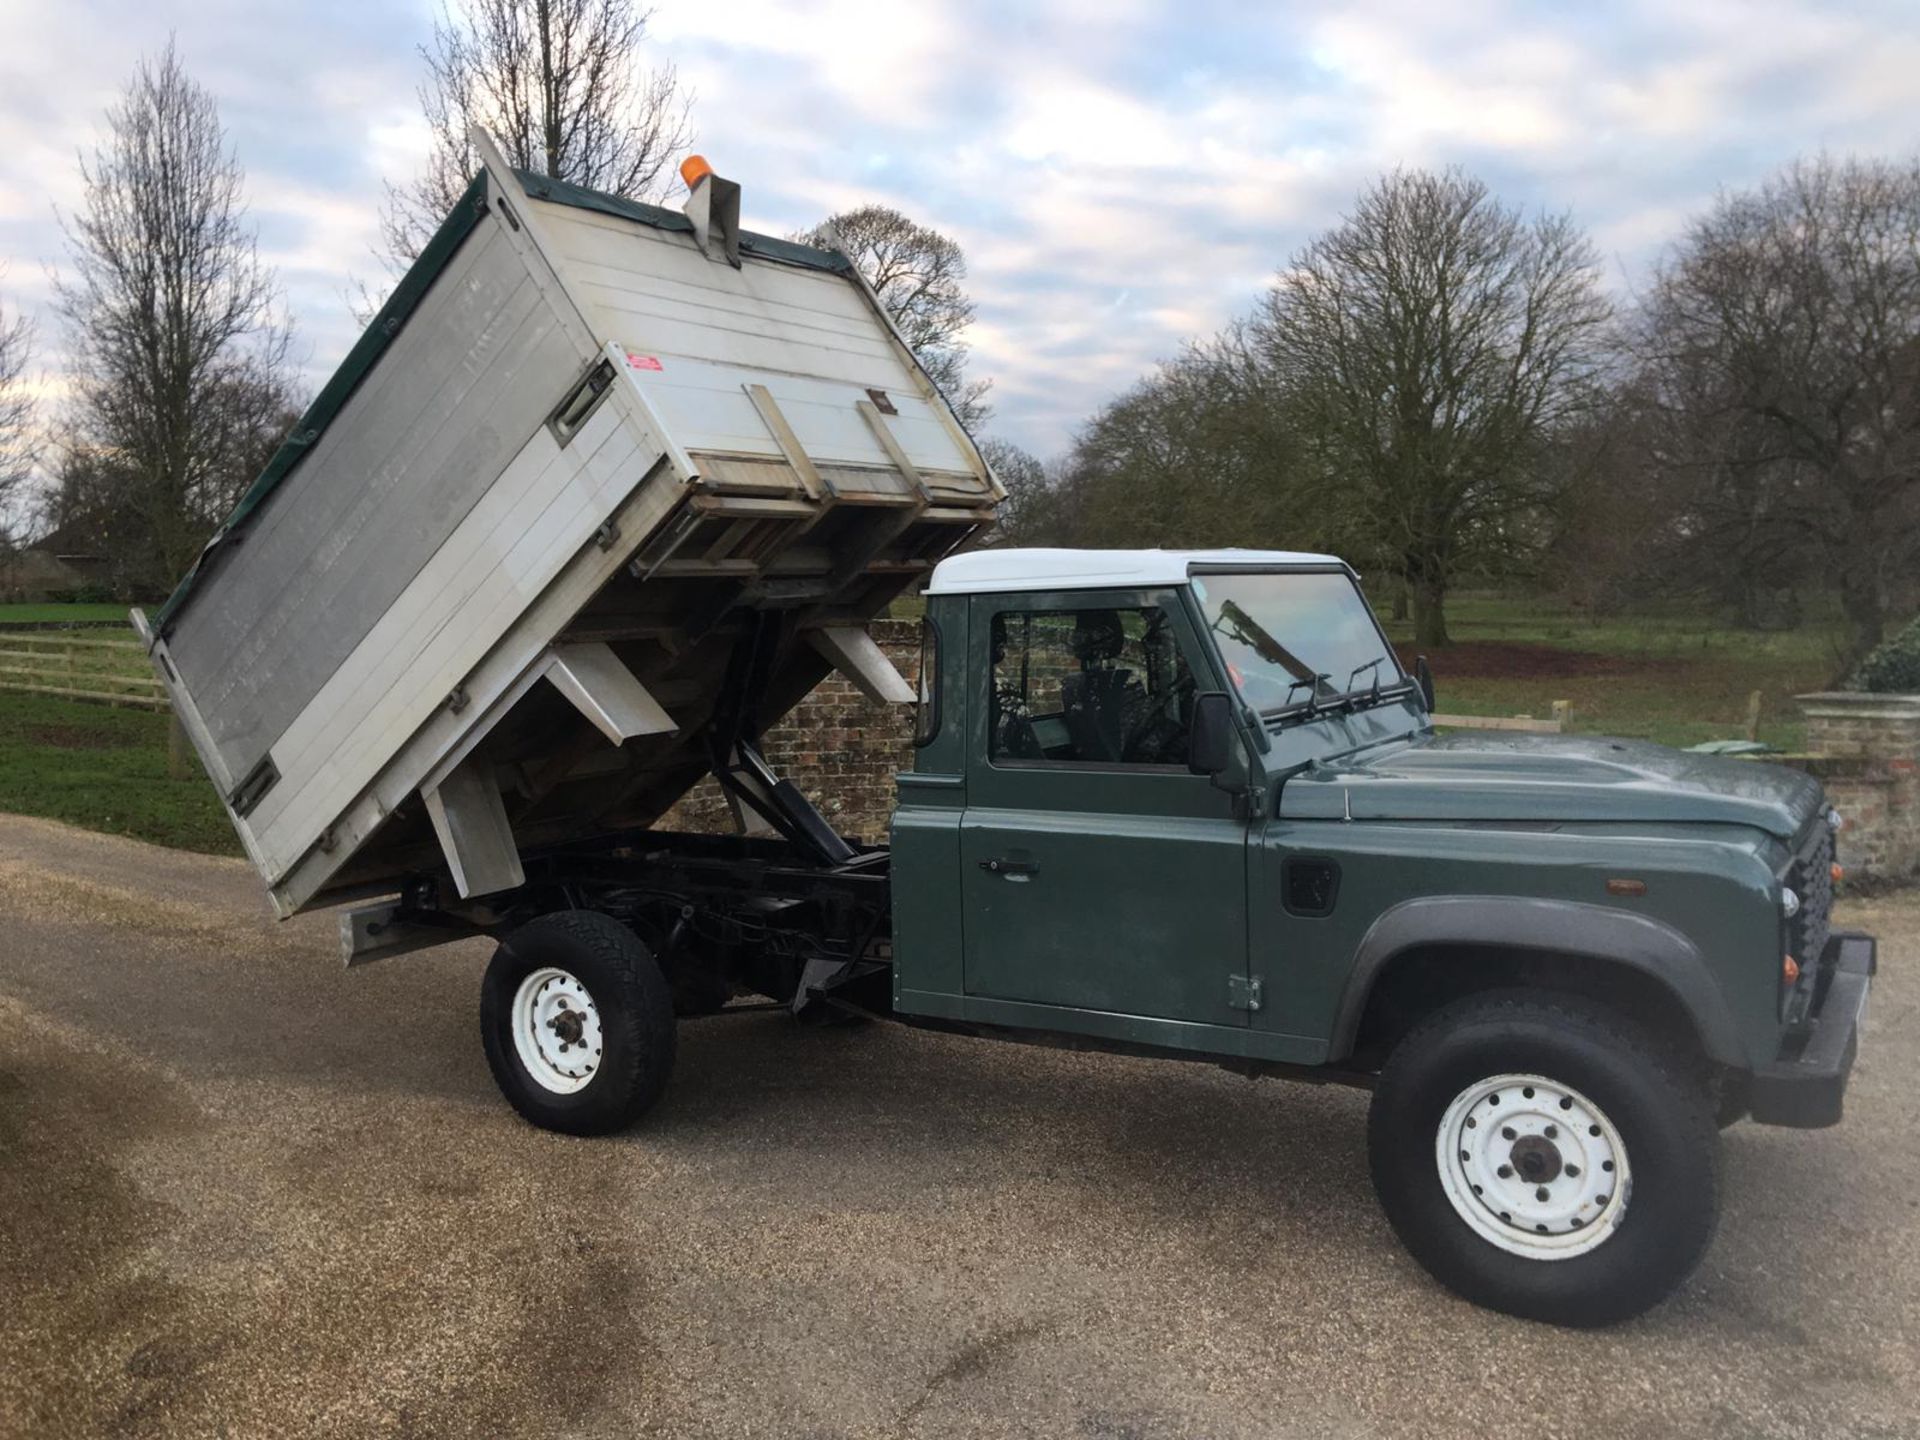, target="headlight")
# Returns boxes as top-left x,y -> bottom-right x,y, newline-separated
1781,887 -> 1801,918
